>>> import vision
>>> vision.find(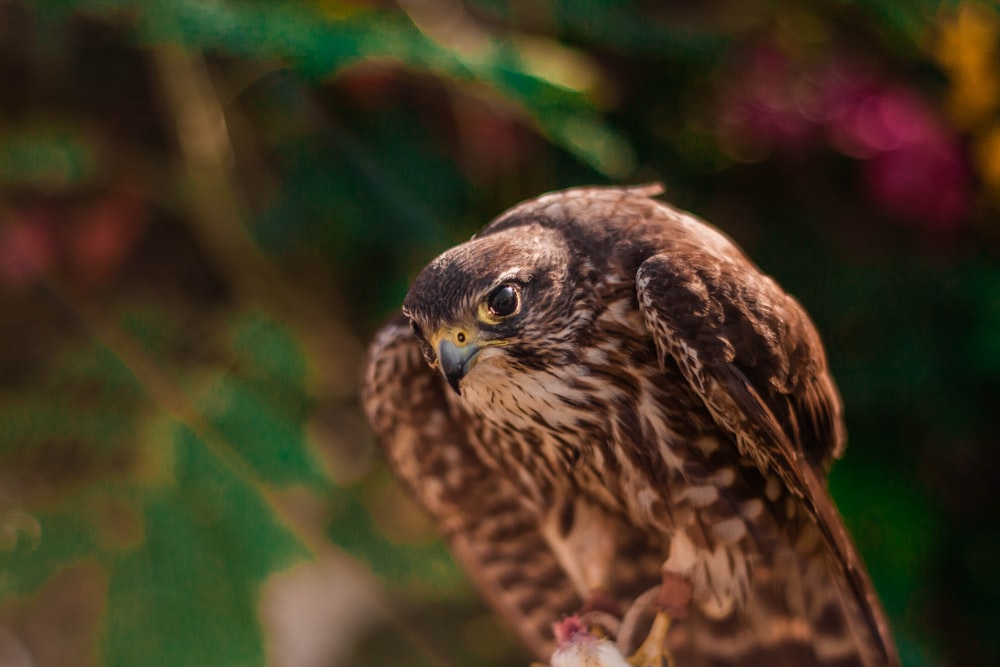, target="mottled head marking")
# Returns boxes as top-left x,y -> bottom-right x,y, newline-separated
402,223 -> 580,387
405,225 -> 568,321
